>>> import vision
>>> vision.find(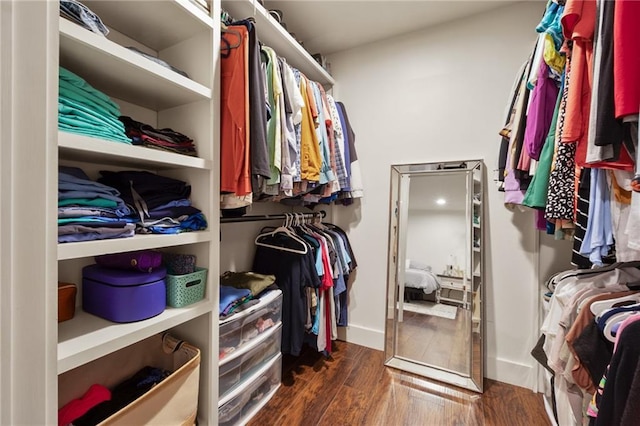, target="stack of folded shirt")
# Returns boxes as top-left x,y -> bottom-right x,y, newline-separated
60,0 -> 109,36
97,170 -> 208,234
58,167 -> 136,243
219,286 -> 253,318
119,116 -> 197,156
59,67 -> 131,144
